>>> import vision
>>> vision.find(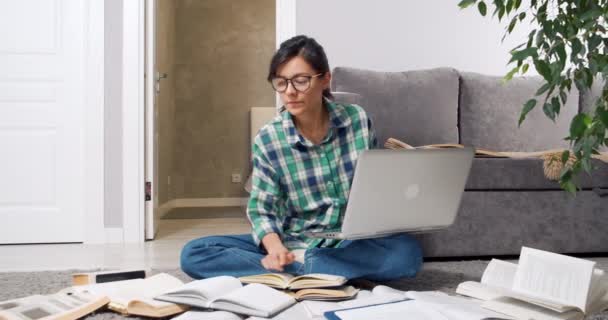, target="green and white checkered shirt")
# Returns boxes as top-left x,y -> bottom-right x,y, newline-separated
247,100 -> 377,250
